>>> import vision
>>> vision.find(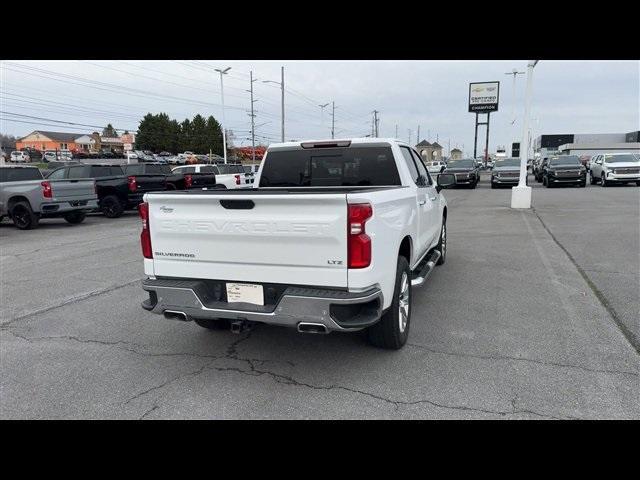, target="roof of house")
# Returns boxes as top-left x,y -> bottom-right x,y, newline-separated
451,148 -> 462,152
416,140 -> 431,147
100,137 -> 123,144
431,142 -> 443,148
20,130 -> 84,142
